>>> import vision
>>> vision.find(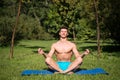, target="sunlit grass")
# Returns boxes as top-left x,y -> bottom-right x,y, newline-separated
0,40 -> 120,80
